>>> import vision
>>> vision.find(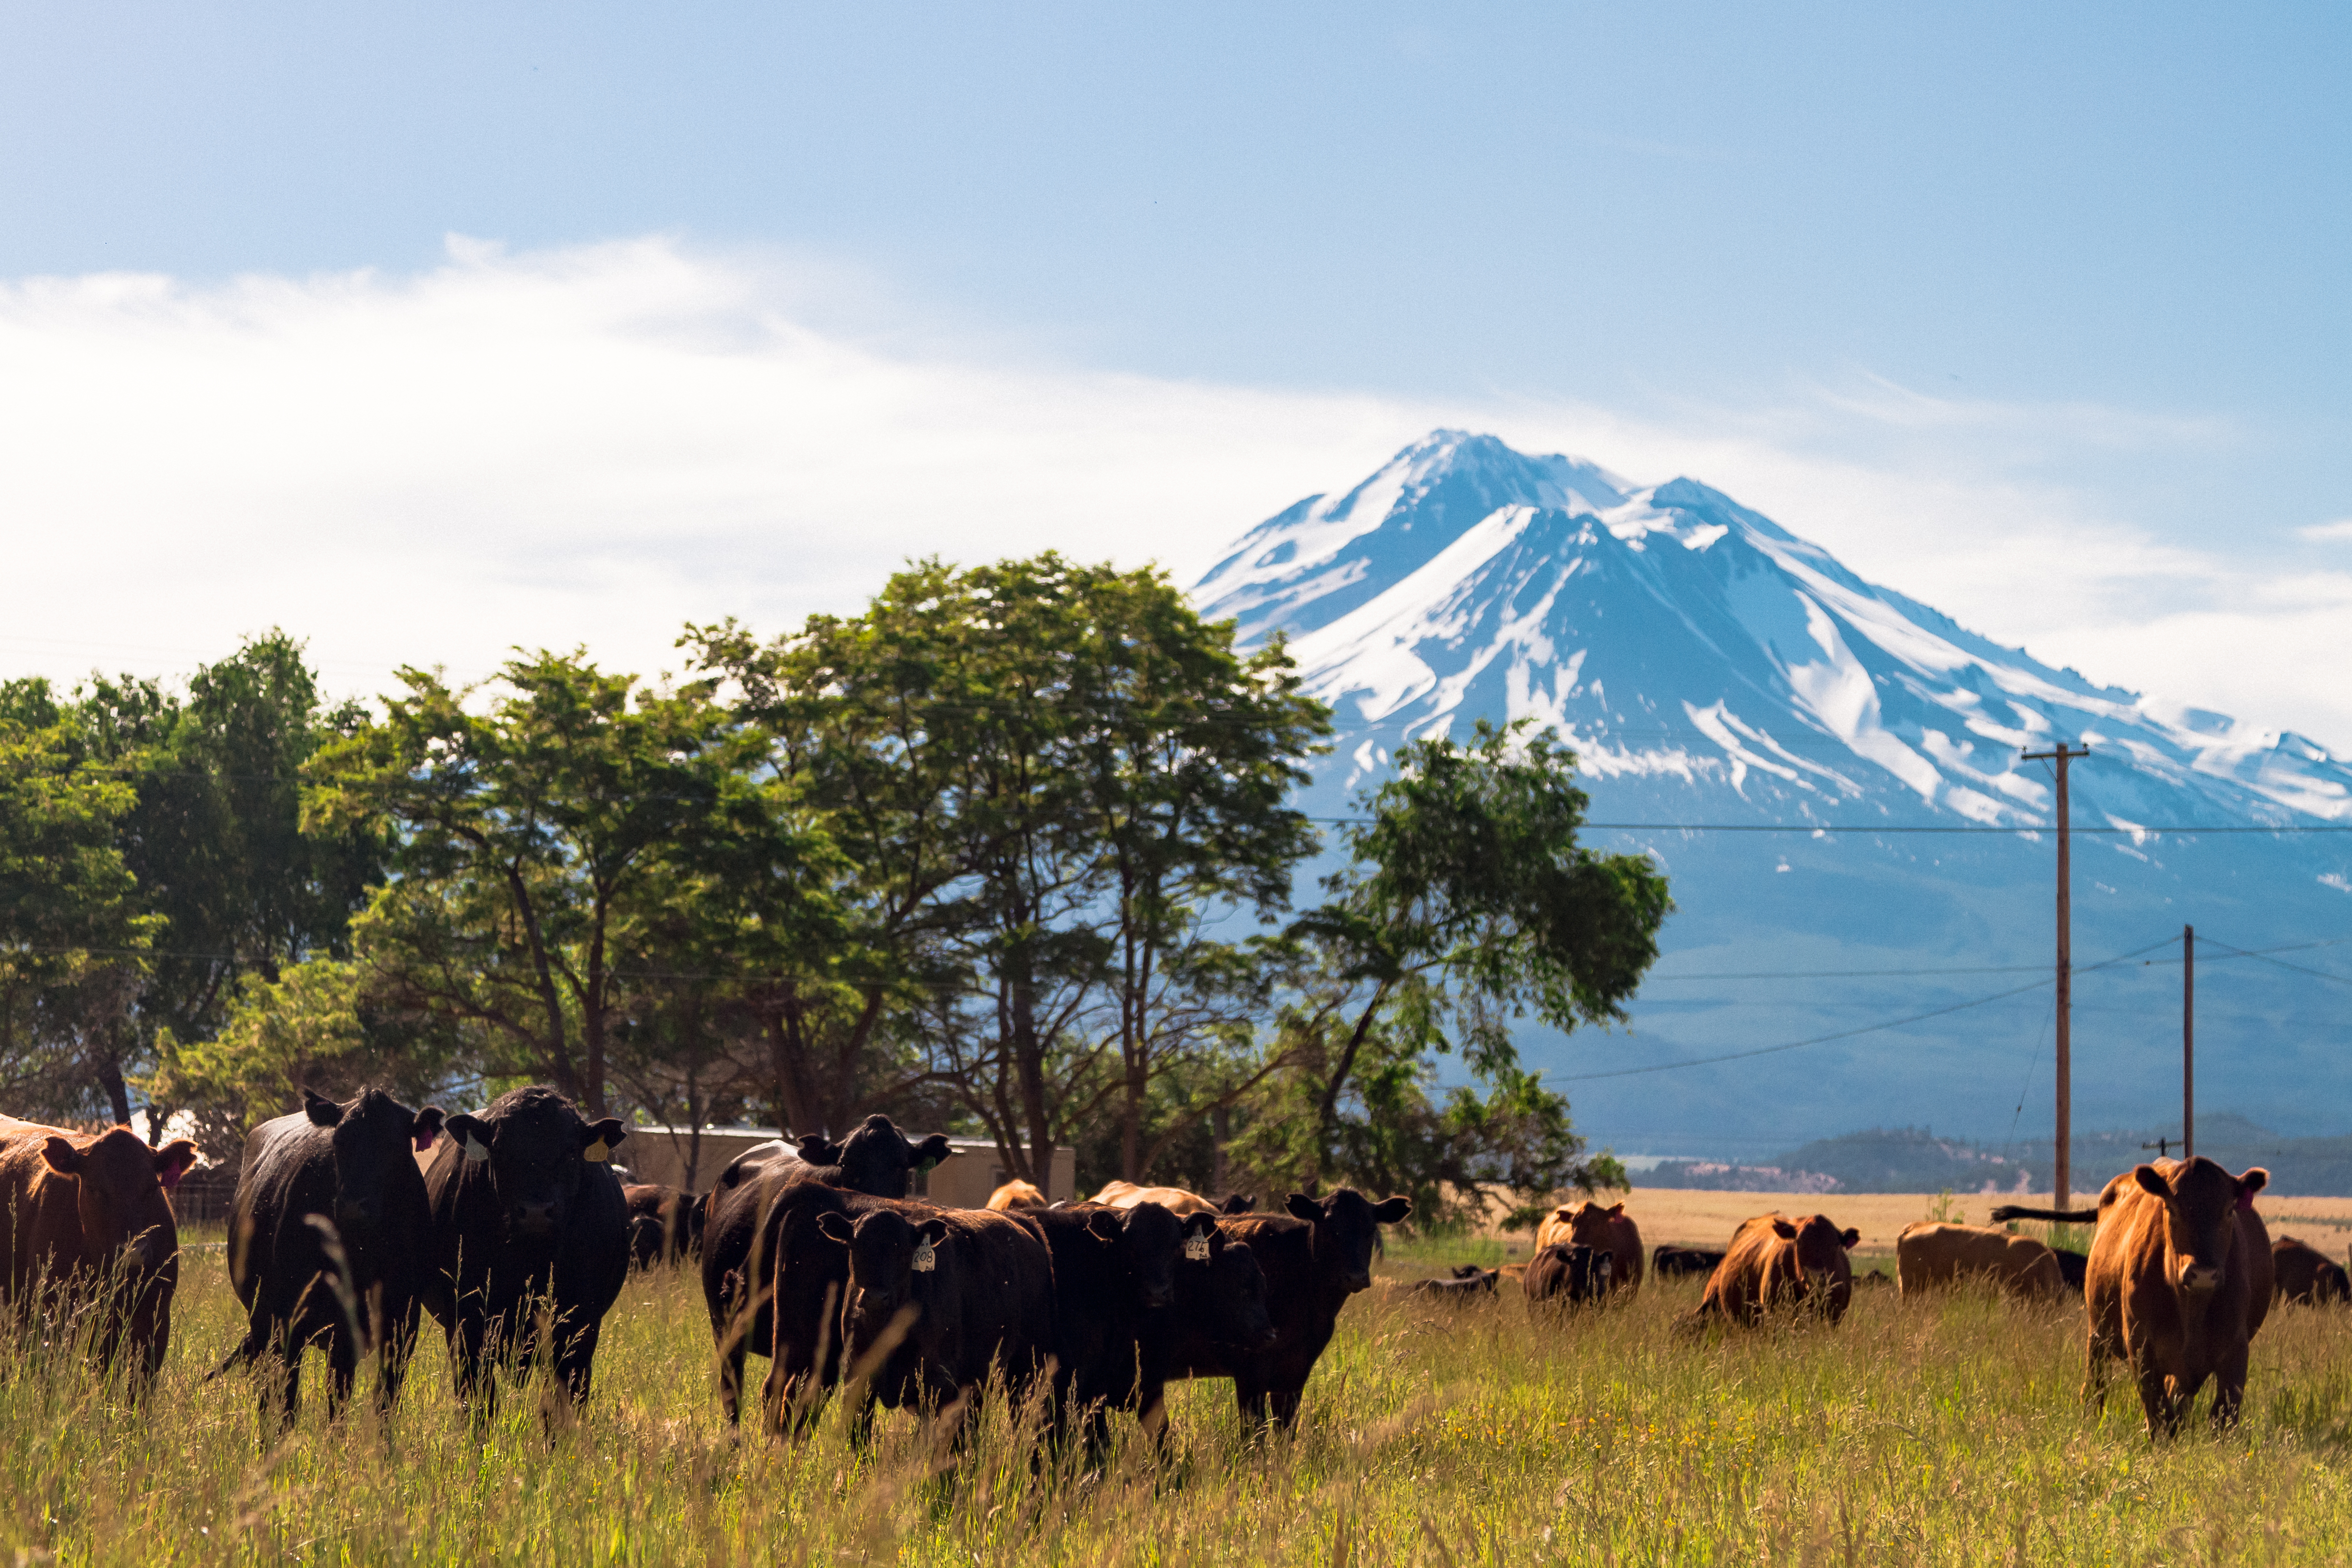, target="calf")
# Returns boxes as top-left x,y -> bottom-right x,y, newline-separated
986,1179 -> 1048,1212
1525,1243 -> 1614,1308
2051,1247 -> 2089,1291
1160,1188 -> 1411,1429
2085,1157 -> 2269,1435
1895,1221 -> 2065,1301
1405,1266 -> 1500,1300
215,1089 -> 444,1424
422,1086 -> 630,1410
701,1115 -> 955,1425
2273,1236 -> 2351,1306
0,1116 -> 197,1389
806,1201 -> 1057,1445
1023,1201 -> 1199,1447
1537,1200 -> 1643,1294
1652,1245 -> 1726,1279
623,1184 -> 703,1269
1684,1214 -> 1860,1329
